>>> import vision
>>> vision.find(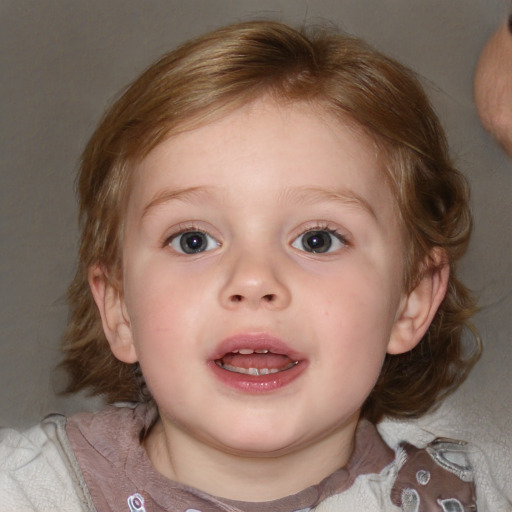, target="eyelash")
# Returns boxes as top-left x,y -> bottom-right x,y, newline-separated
163,223 -> 348,255
292,224 -> 348,254
163,224 -> 220,251
305,224 -> 346,241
